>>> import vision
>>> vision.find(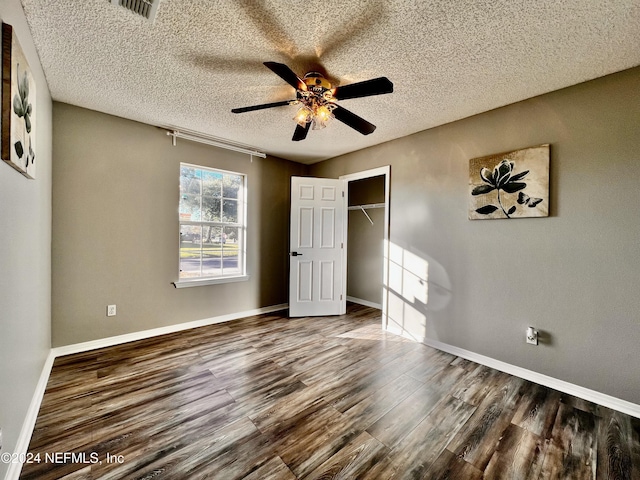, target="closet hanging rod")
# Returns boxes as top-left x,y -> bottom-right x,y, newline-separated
347,203 -> 385,210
